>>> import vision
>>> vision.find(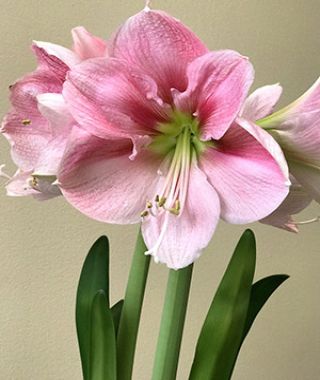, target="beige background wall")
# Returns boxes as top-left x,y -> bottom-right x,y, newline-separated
0,1 -> 319,379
